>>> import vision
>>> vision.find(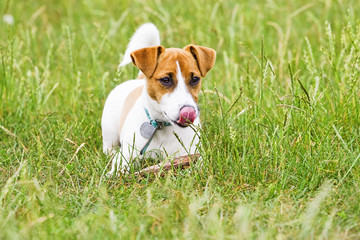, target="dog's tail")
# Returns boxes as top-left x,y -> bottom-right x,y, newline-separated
119,23 -> 161,68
